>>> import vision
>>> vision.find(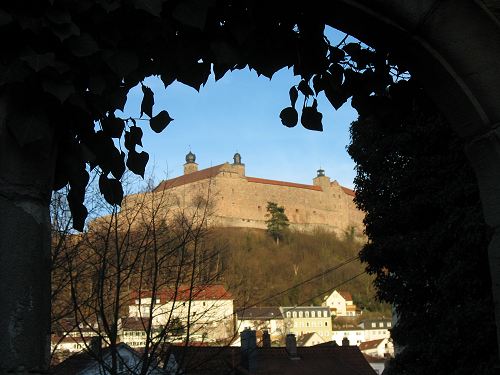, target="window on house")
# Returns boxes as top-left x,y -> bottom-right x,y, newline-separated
305,311 -> 309,318
287,312 -> 291,318
325,322 -> 328,326
387,322 -> 392,327
292,312 -> 296,318
311,311 -> 315,318
379,322 -> 383,327
372,323 -> 376,328
299,311 -> 303,318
